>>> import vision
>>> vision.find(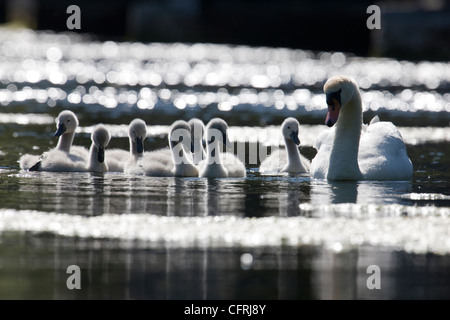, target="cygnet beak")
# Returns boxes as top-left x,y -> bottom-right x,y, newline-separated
98,147 -> 105,163
290,130 -> 300,145
136,137 -> 144,154
54,123 -> 66,137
